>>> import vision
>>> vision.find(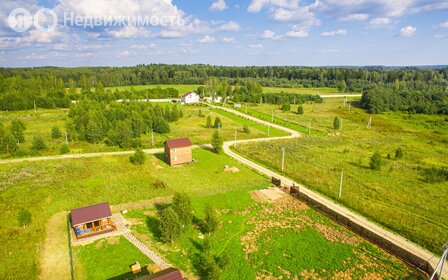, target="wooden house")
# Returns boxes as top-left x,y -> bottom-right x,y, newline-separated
70,202 -> 115,239
138,267 -> 185,280
164,138 -> 192,166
